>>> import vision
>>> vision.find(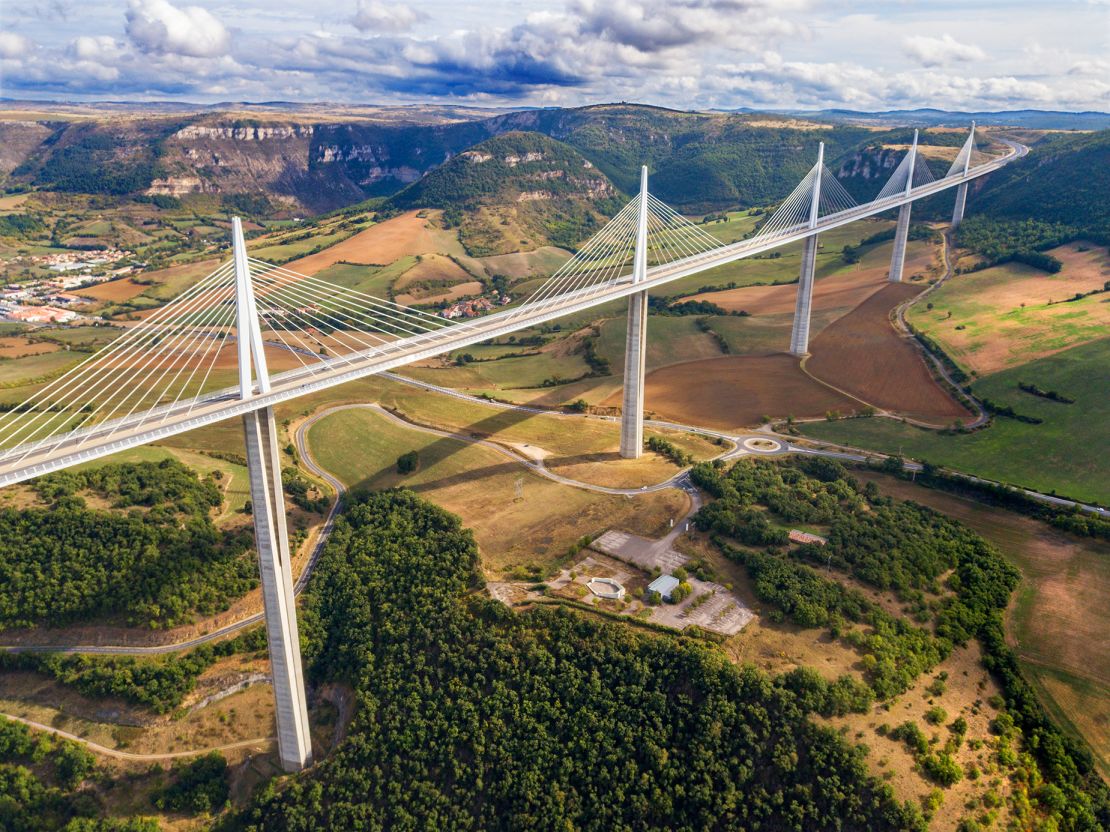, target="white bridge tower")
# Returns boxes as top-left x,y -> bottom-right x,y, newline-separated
620,166 -> 650,459
789,143 -> 824,357
232,217 -> 313,773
